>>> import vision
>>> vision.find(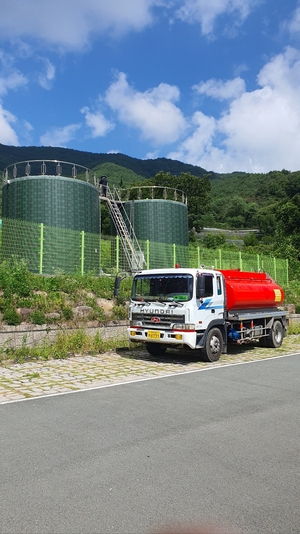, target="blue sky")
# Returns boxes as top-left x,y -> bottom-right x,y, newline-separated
1,0 -> 300,173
